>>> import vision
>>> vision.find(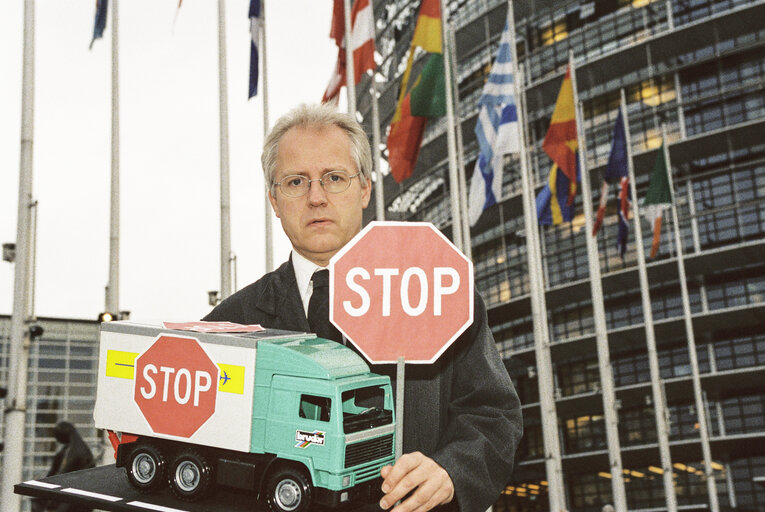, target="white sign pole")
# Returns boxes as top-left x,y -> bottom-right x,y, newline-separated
395,356 -> 405,460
